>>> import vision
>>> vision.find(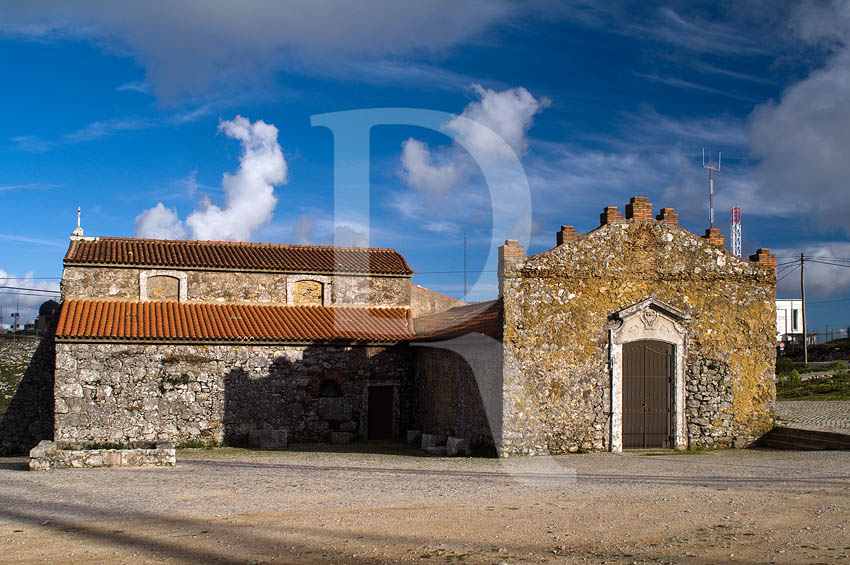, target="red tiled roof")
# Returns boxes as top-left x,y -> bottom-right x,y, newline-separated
64,237 -> 413,276
56,299 -> 413,343
412,299 -> 501,341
